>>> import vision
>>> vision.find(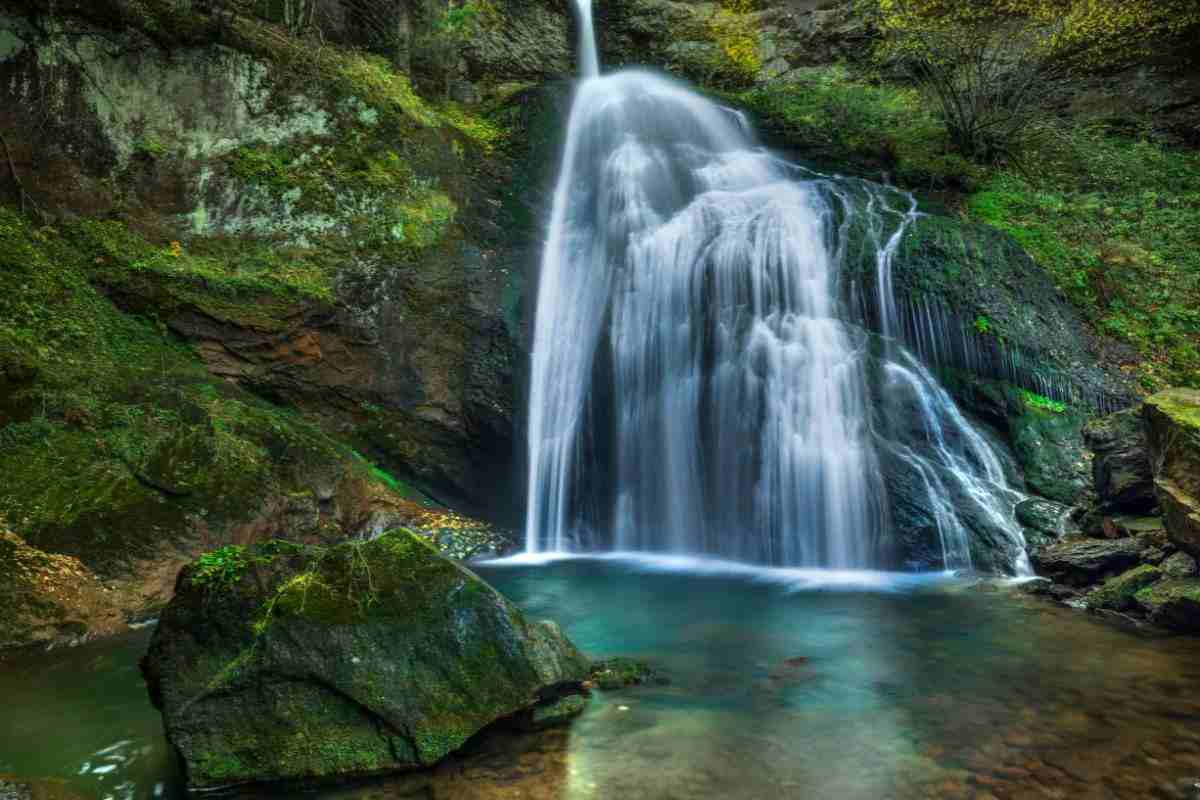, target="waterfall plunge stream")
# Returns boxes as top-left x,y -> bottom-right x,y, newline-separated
525,1 -> 1030,573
